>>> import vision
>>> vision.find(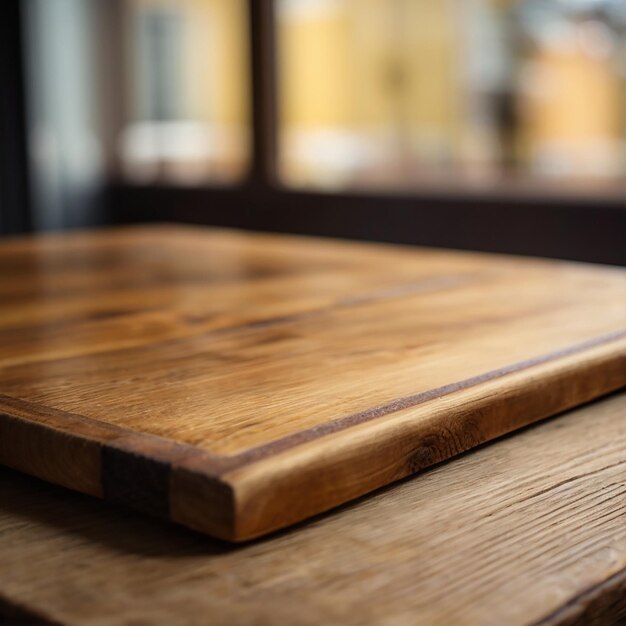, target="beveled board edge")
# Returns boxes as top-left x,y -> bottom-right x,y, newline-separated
0,395 -> 237,540
0,331 -> 624,541
224,337 -> 626,539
